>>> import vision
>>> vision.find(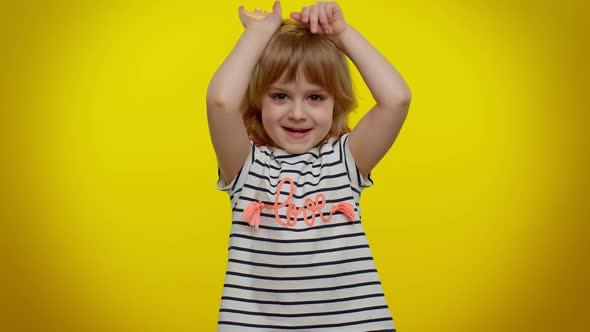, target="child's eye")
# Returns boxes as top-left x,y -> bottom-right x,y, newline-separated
309,94 -> 326,102
271,93 -> 288,100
